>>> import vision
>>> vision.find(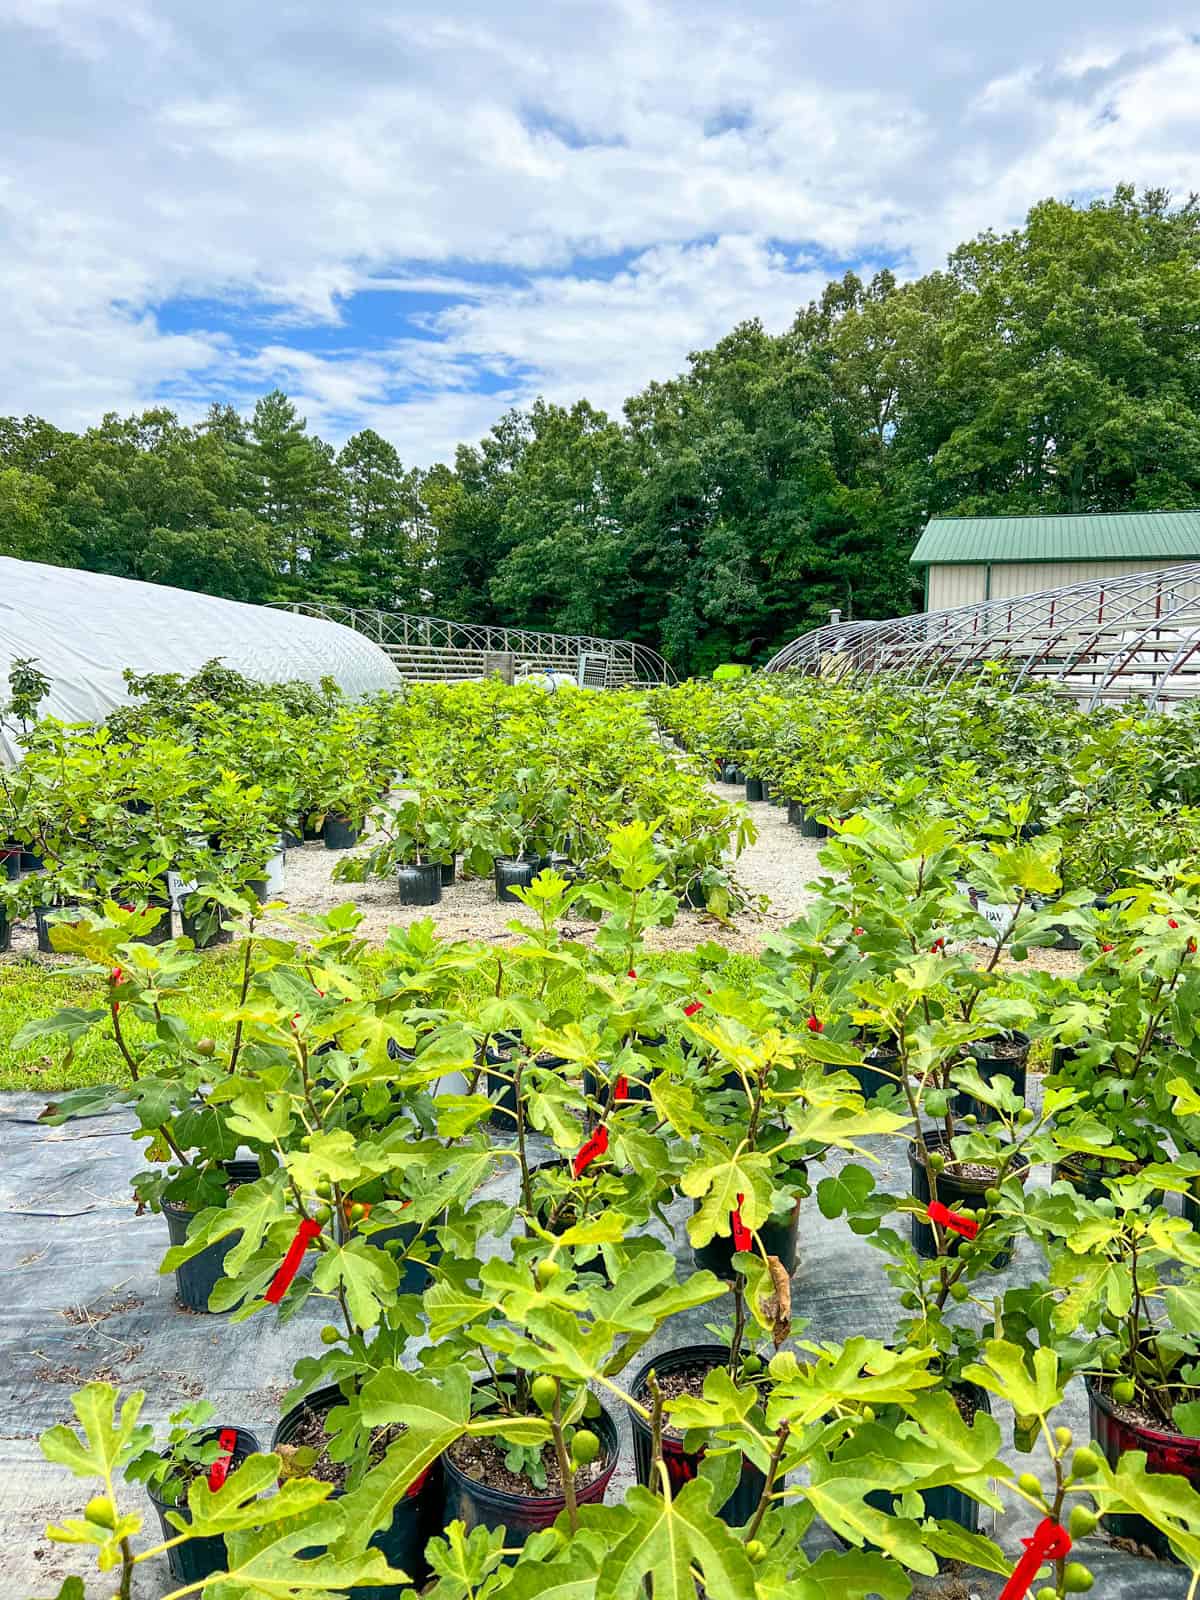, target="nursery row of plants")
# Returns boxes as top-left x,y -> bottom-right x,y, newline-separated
652,672 -> 1200,900
23,805 -> 1200,1598
0,659 -> 752,952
